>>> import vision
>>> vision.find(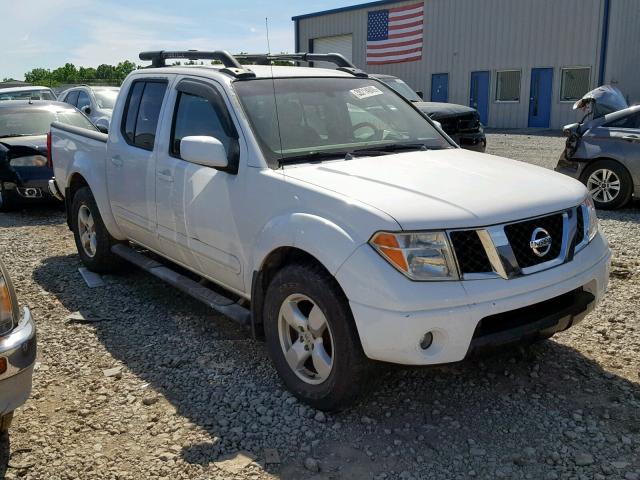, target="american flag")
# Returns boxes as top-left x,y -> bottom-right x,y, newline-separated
366,2 -> 424,65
